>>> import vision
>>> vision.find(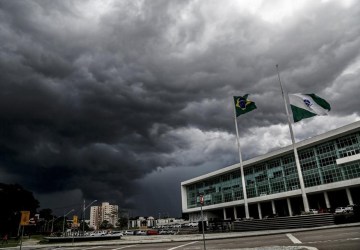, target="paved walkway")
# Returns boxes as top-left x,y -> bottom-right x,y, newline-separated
18,222 -> 360,248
